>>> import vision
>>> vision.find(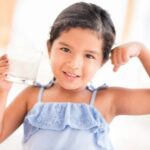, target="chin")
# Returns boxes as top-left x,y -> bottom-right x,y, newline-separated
63,85 -> 79,90
61,83 -> 84,91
